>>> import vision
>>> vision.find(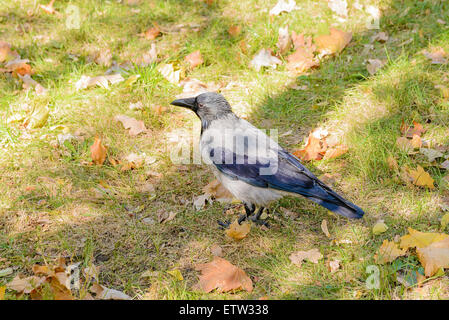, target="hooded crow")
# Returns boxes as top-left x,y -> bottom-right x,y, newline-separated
171,92 -> 365,227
